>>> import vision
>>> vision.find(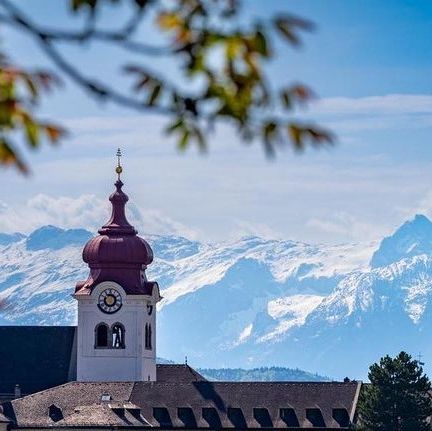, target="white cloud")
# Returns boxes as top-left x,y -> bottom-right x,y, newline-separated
296,94 -> 432,134
27,194 -> 108,231
230,220 -> 282,240
232,323 -> 253,347
307,212 -> 383,242
310,94 -> 432,116
0,194 -> 198,239
2,93 -> 431,245
399,189 -> 432,222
